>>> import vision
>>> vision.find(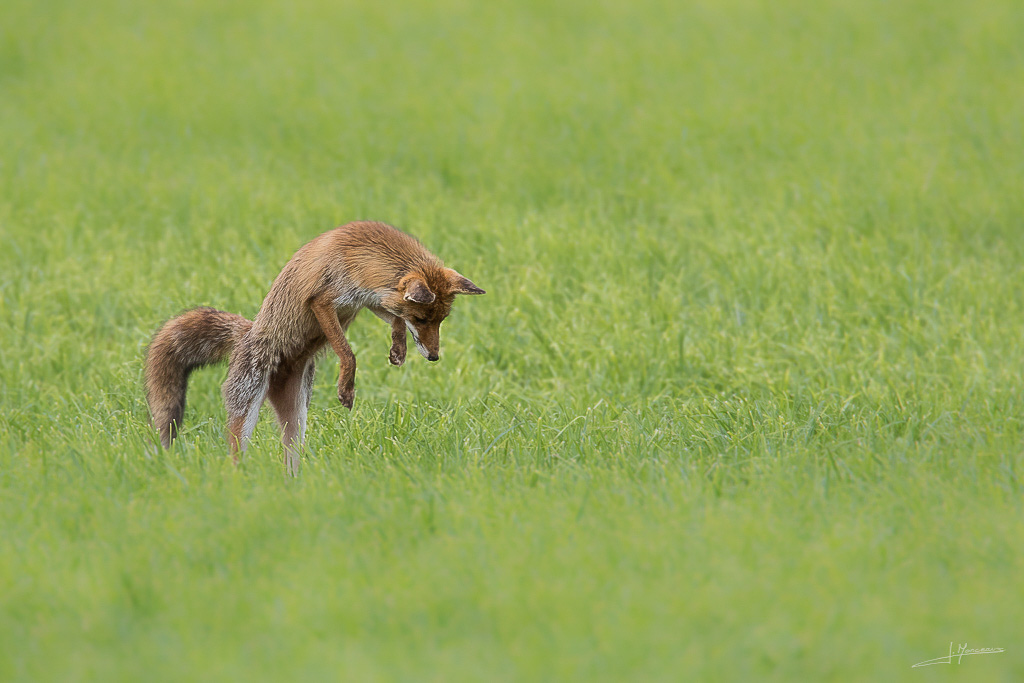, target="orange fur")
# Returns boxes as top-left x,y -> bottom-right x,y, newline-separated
144,221 -> 484,471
